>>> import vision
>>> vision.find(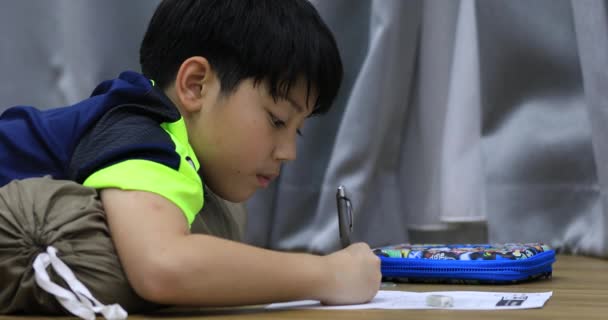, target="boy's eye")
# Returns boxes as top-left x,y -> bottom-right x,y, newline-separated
269,113 -> 286,128
269,112 -> 303,137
